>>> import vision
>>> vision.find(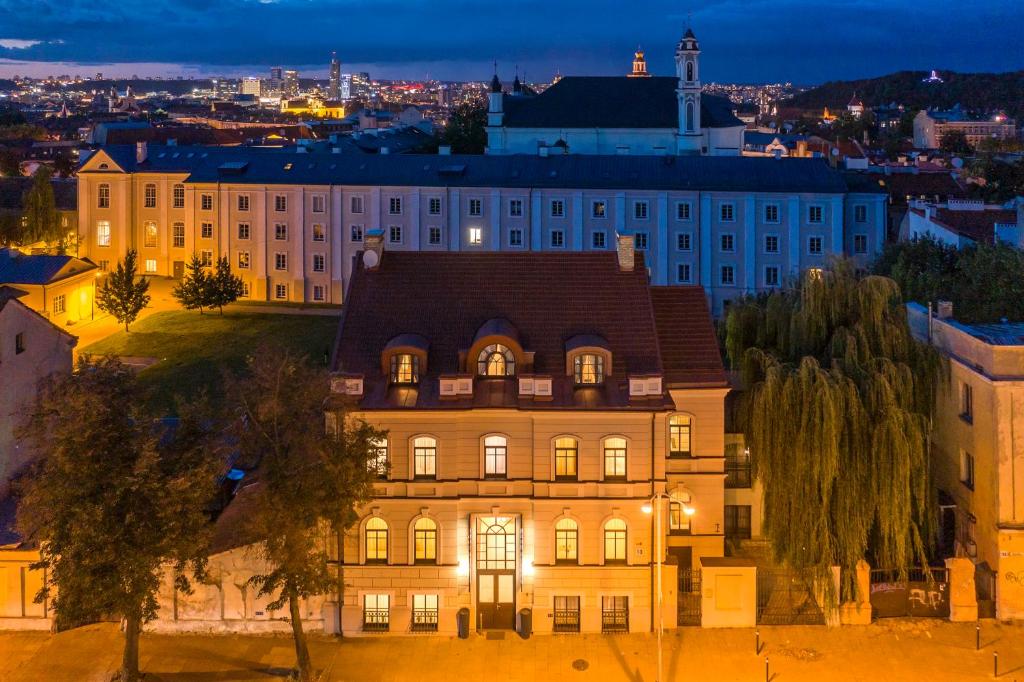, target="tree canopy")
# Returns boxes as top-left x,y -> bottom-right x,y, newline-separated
725,262 -> 940,599
873,236 -> 1024,323
97,250 -> 151,330
438,100 -> 487,154
229,349 -> 384,681
16,357 -> 219,682
20,166 -> 66,249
